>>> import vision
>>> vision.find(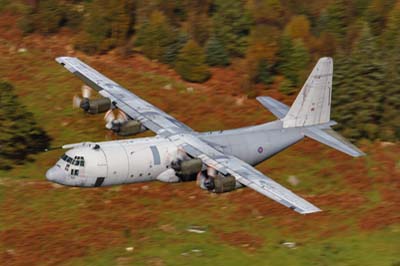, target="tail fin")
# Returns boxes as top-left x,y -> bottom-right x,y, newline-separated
283,57 -> 333,128
256,57 -> 364,157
